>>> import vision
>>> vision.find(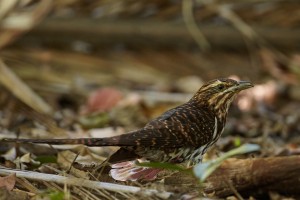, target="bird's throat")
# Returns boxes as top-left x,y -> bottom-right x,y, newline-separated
209,92 -> 236,123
